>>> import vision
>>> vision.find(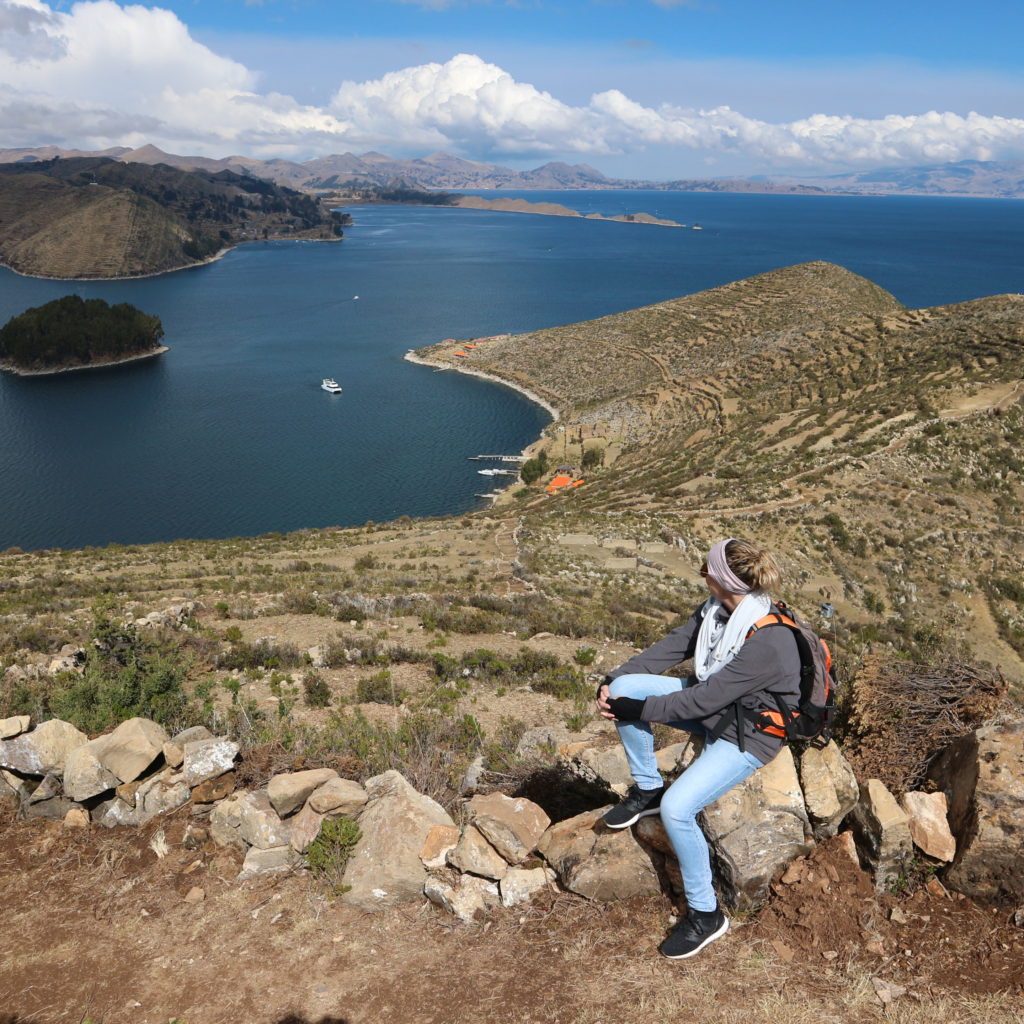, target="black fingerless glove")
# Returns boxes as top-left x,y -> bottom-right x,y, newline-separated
606,695 -> 646,722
